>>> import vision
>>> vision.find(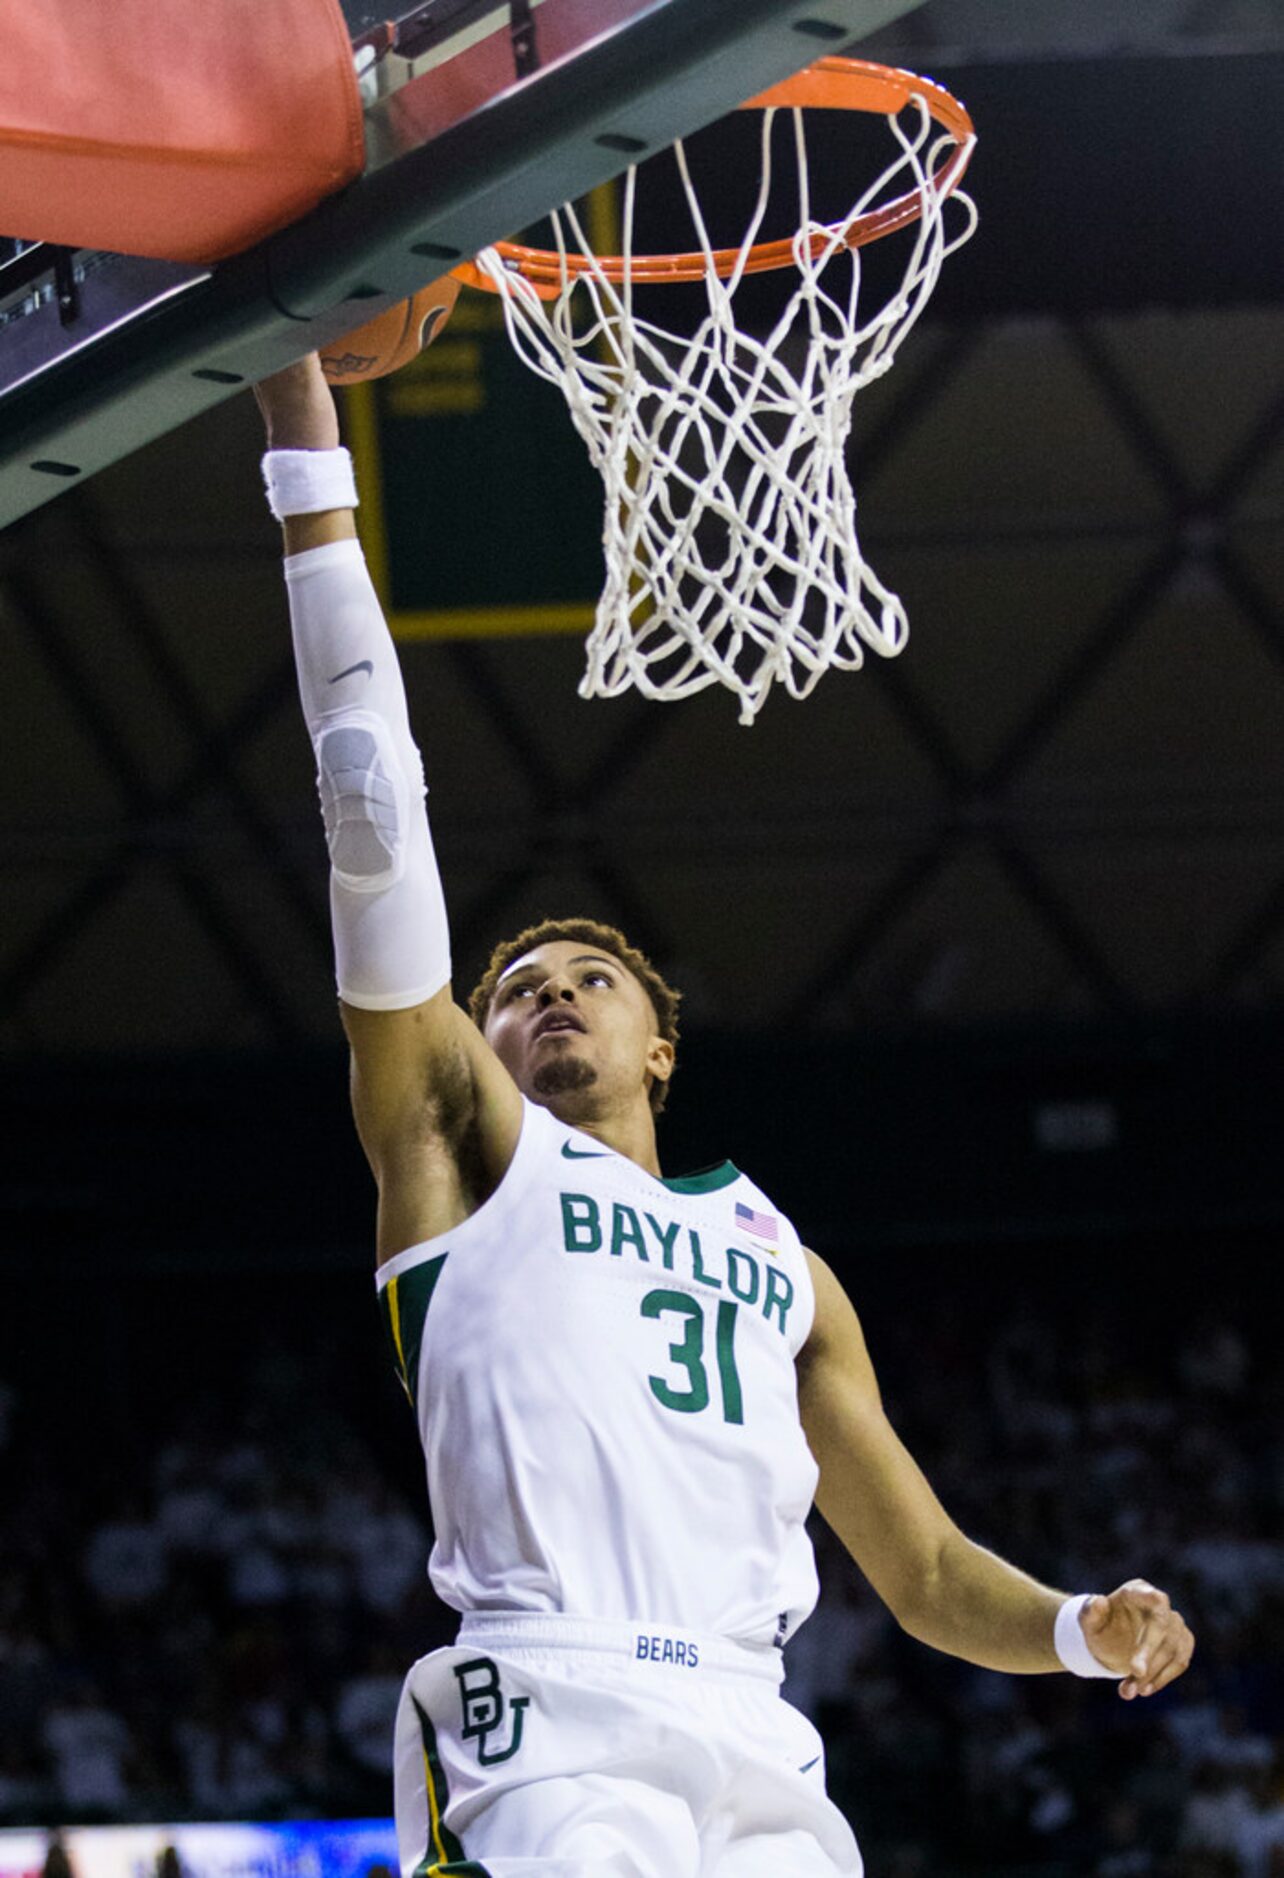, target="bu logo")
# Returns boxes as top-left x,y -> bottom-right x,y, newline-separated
454,1657 -> 530,1766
